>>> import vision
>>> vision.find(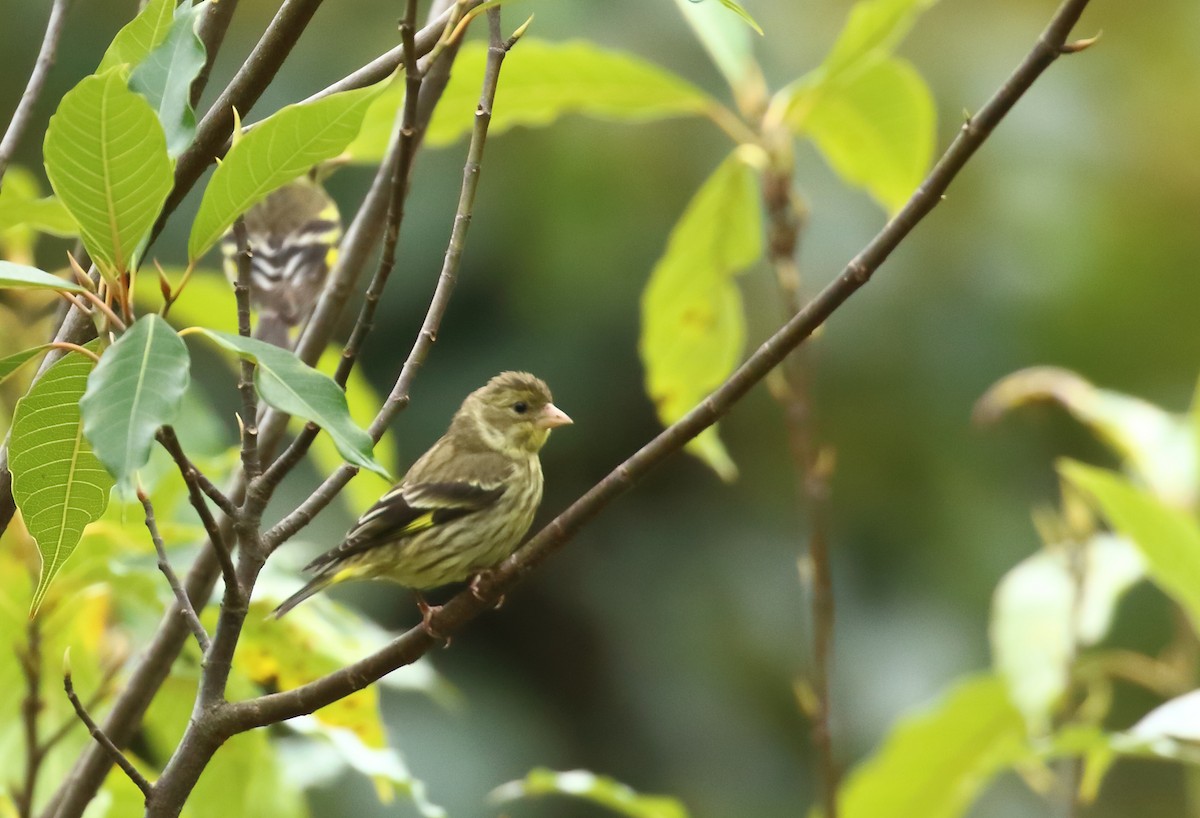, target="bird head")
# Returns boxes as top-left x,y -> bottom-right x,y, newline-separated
453,371 -> 572,456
